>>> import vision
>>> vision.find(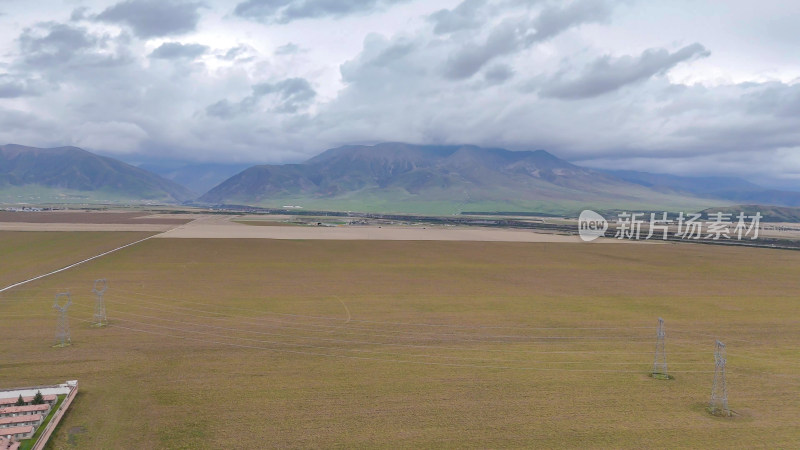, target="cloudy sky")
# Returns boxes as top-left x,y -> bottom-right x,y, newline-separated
0,0 -> 798,187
